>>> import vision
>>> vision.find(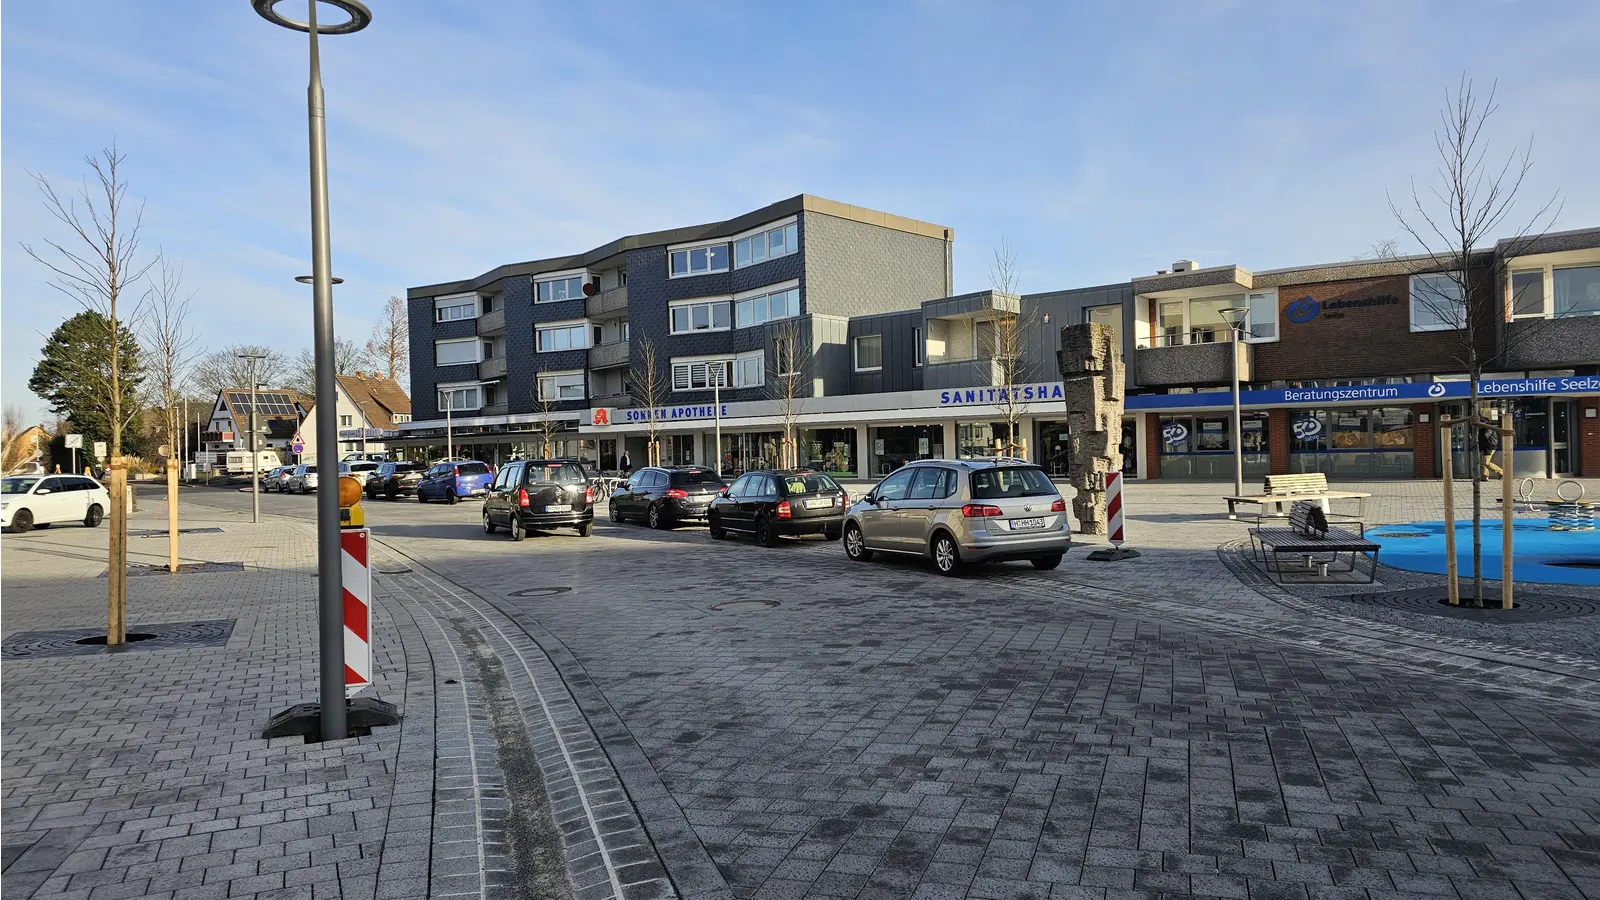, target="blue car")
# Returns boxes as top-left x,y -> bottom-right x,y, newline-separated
416,460 -> 495,504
